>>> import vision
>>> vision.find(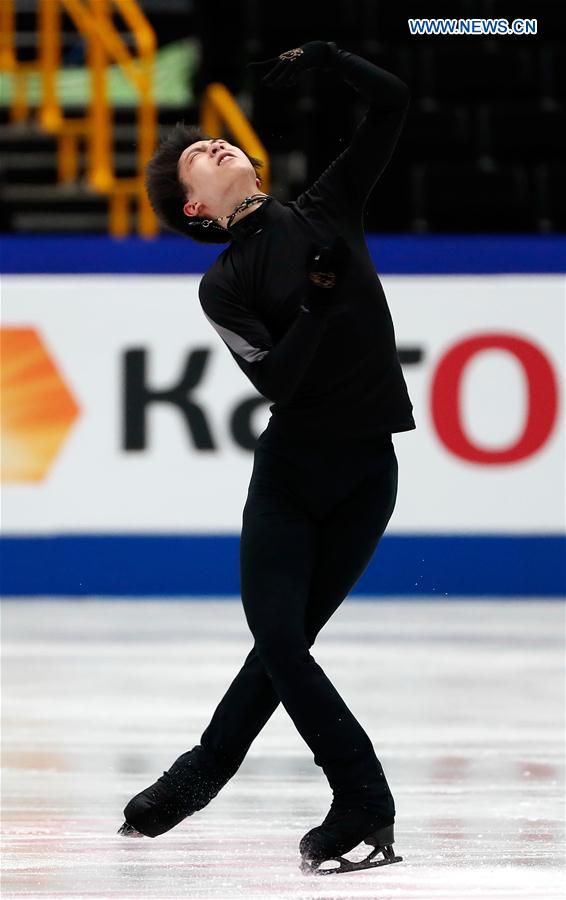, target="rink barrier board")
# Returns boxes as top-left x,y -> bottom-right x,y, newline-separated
1,534 -> 564,597
2,236 -> 564,597
1,234 -> 566,274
